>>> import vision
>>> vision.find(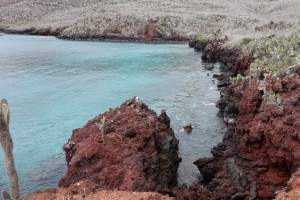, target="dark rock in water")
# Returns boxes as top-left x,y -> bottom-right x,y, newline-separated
216,74 -> 230,82
216,99 -> 227,111
193,157 -> 225,184
59,97 -> 181,192
210,143 -> 226,157
212,74 -> 219,79
217,80 -> 229,88
188,39 -> 210,52
183,123 -> 193,133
